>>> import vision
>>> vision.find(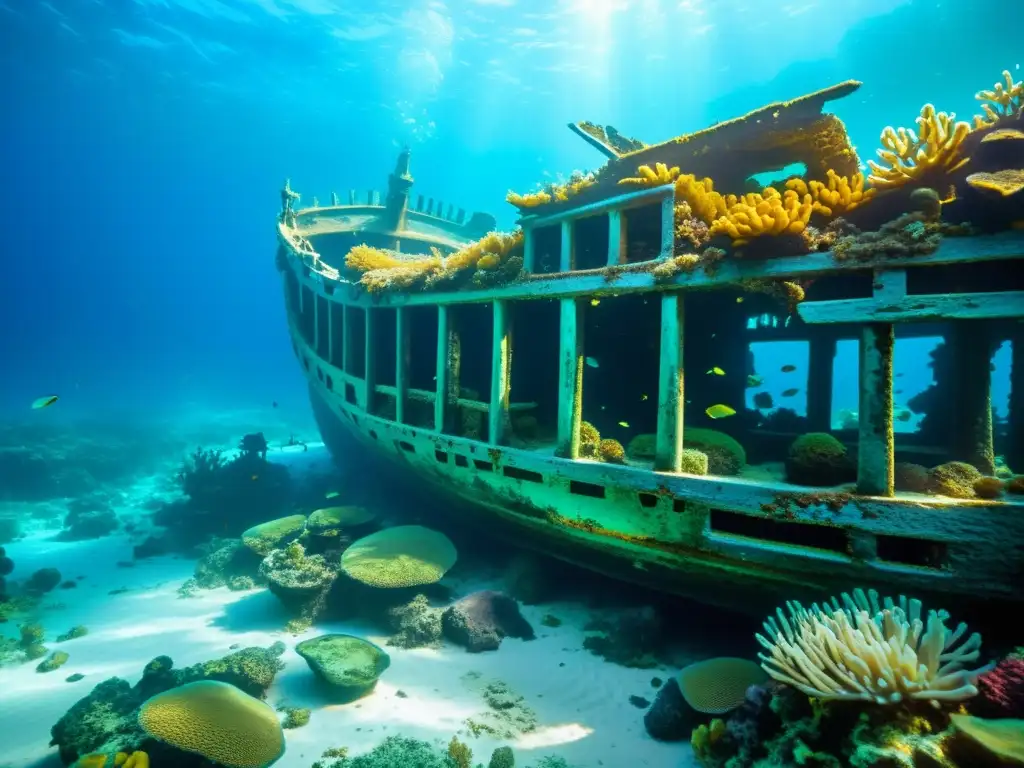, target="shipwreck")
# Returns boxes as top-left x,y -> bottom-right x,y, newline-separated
275,72 -> 1024,614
